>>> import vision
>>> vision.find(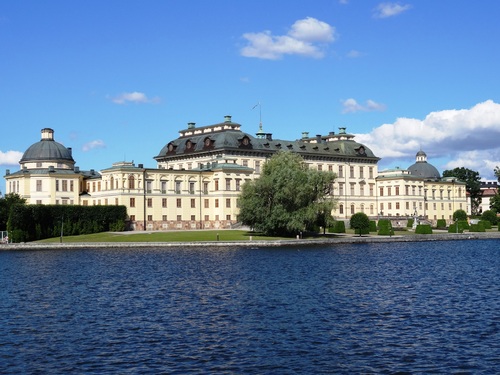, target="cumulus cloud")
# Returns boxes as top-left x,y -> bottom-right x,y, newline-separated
241,17 -> 337,60
355,100 -> 500,179
82,140 -> 106,152
342,98 -> 386,113
0,150 -> 23,165
373,2 -> 412,18
109,91 -> 160,105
